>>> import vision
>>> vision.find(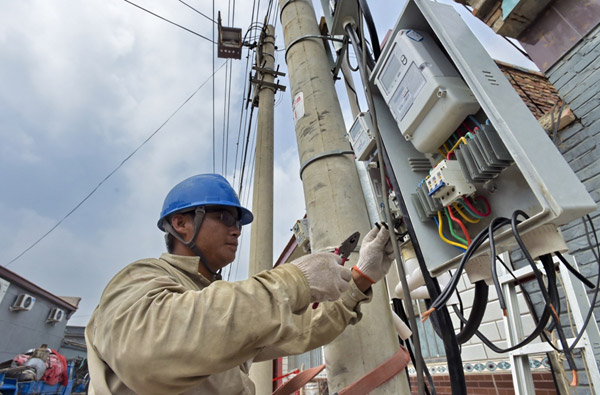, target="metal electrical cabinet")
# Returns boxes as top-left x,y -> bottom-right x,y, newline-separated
367,0 -> 595,276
